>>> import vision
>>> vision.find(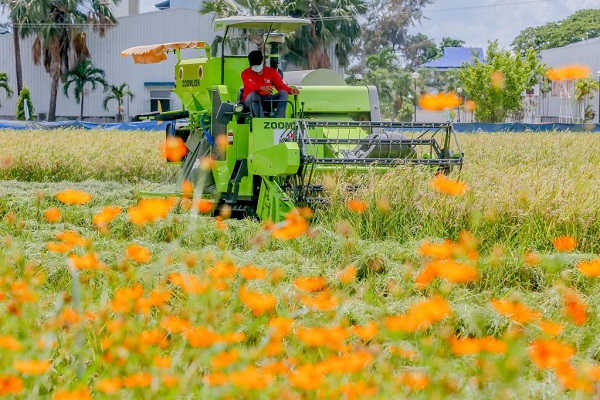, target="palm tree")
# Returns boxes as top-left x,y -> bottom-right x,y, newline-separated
20,0 -> 118,121
103,83 -> 135,122
201,0 -> 367,69
1,0 -> 28,95
575,76 -> 600,122
62,60 -> 108,120
0,72 -> 14,106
